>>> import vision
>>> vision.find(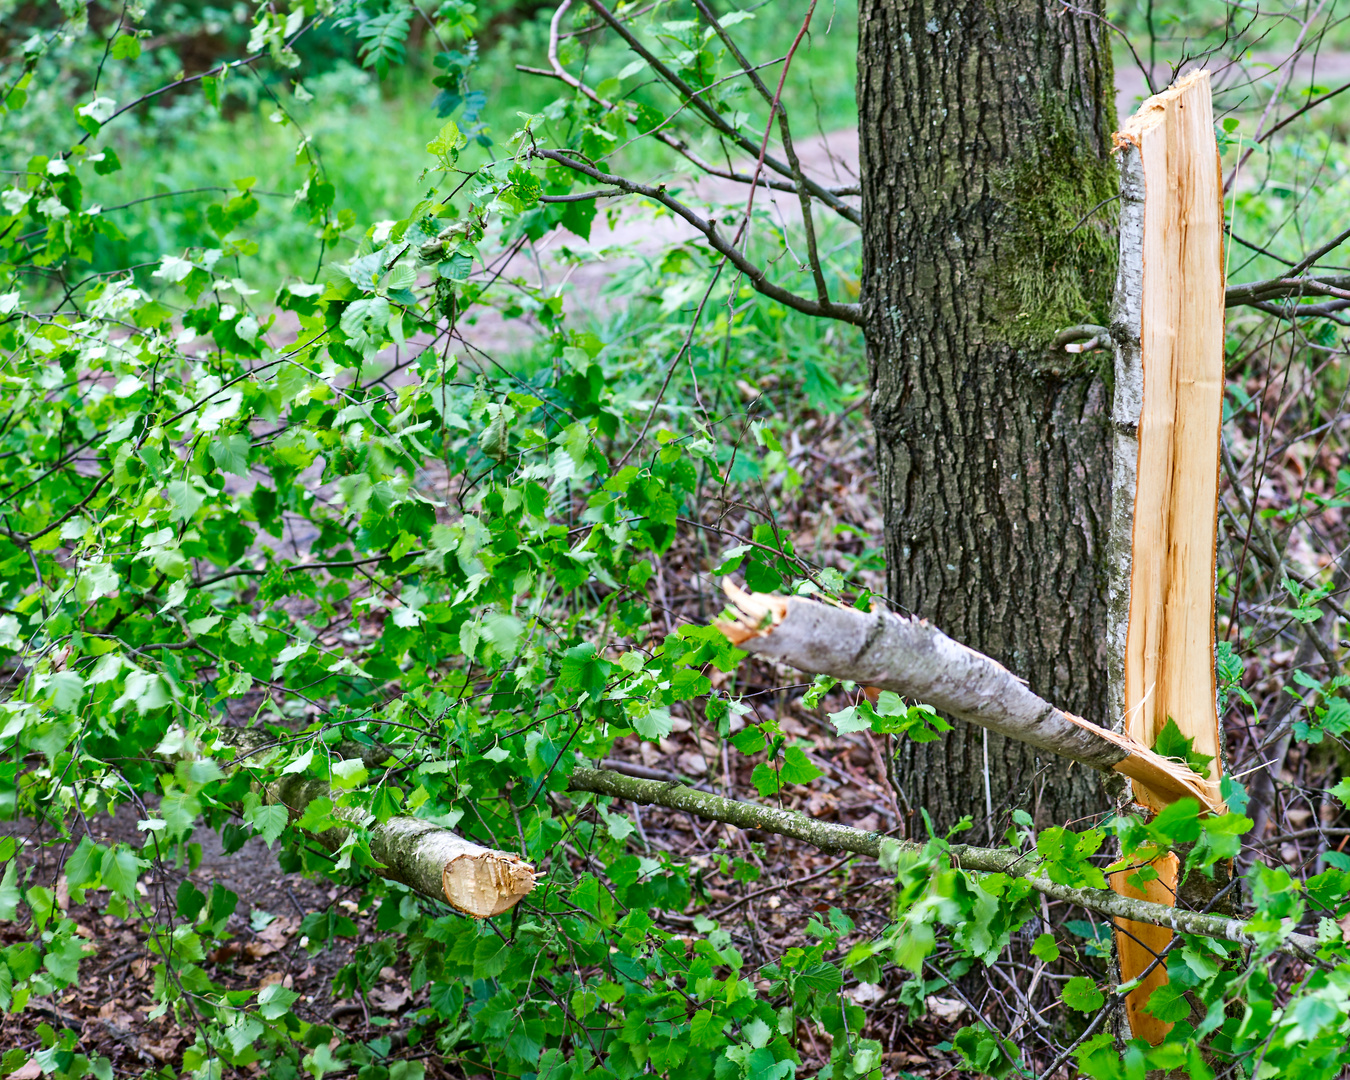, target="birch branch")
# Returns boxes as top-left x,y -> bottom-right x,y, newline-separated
715,583 -> 1225,814
568,767 -> 1320,956
217,730 -> 537,918
262,775 -> 536,918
